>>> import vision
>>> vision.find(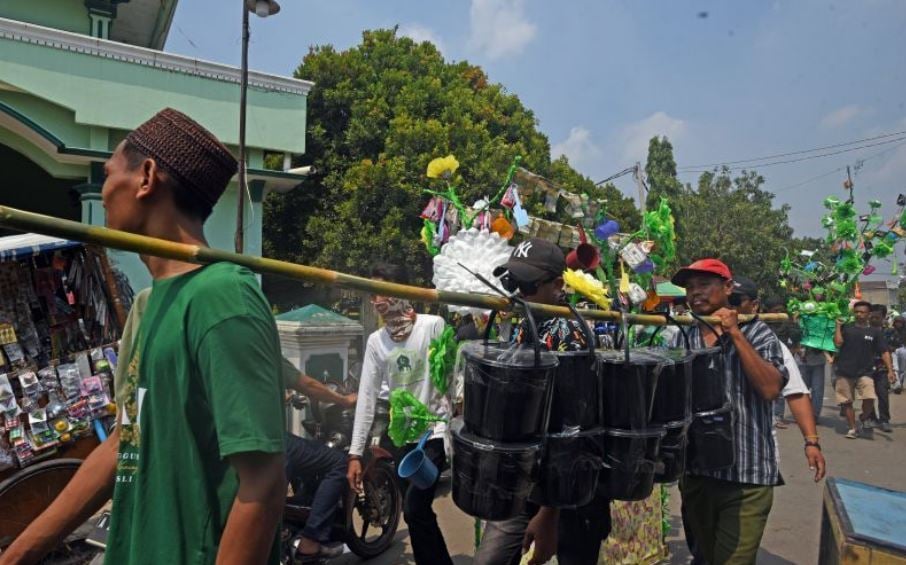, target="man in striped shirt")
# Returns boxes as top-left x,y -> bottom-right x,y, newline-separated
671,259 -> 788,565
